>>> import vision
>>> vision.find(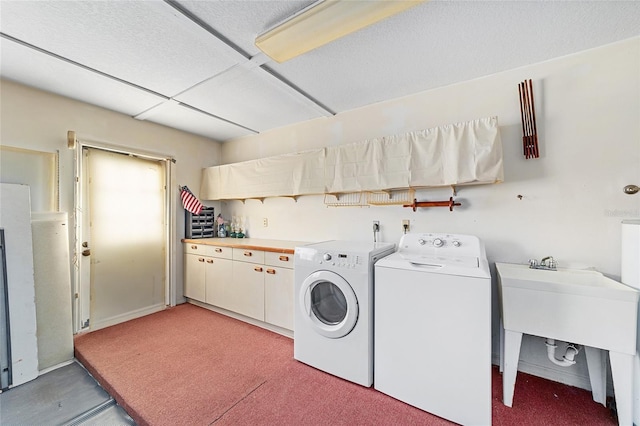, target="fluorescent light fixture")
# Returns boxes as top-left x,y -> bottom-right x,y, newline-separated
255,0 -> 426,63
